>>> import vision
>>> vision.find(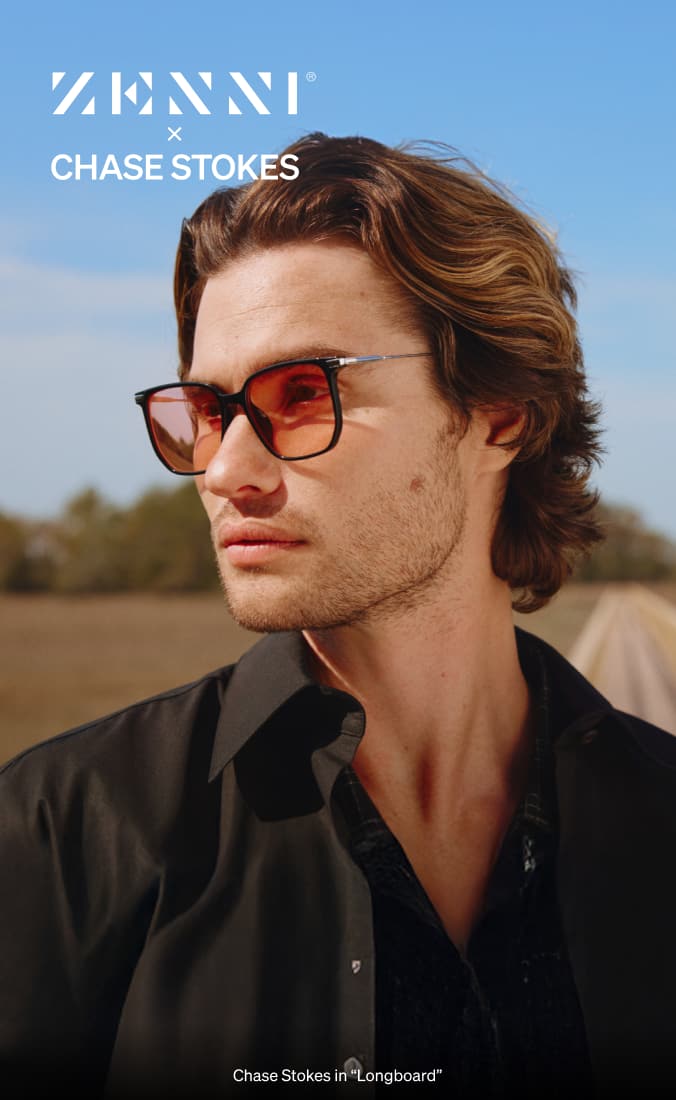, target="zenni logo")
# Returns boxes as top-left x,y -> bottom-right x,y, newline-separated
51,72 -> 301,116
